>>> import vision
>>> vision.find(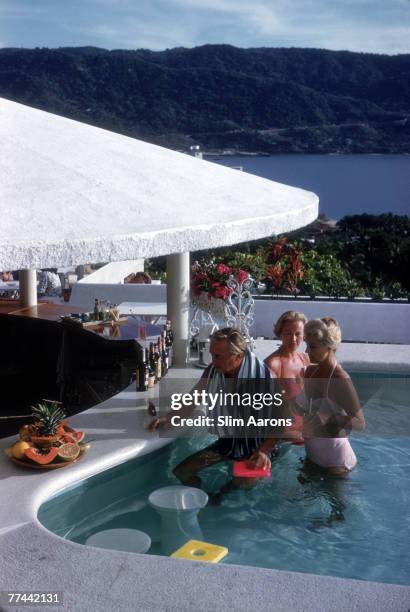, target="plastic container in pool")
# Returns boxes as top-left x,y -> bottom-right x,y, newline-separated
86,528 -> 151,554
149,486 -> 208,554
